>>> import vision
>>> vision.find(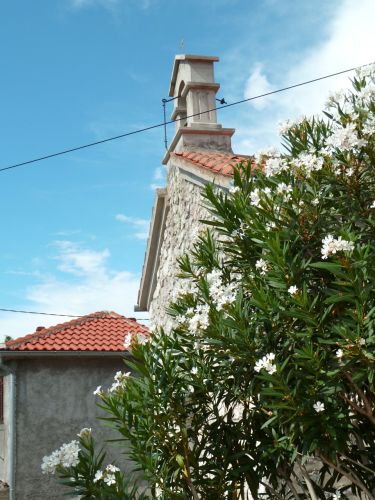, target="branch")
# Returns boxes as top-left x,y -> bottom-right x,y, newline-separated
339,452 -> 375,476
344,374 -> 375,426
318,452 -> 374,499
297,461 -> 318,500
260,481 -> 285,500
182,440 -> 199,500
